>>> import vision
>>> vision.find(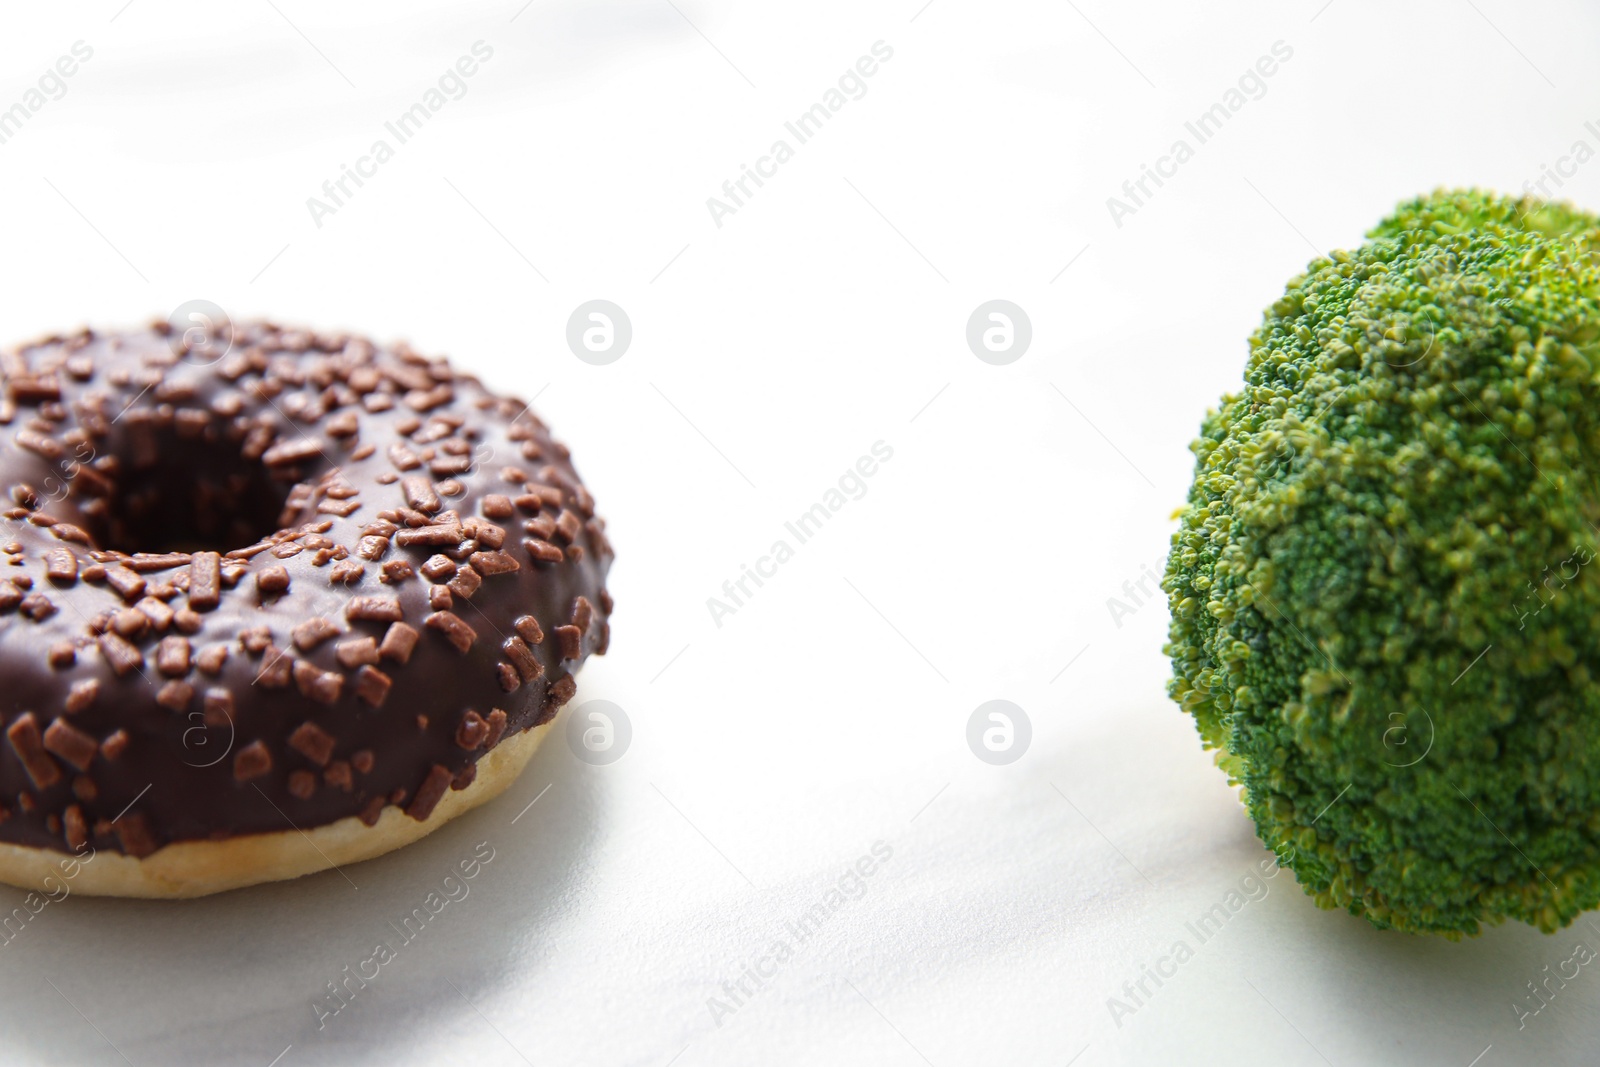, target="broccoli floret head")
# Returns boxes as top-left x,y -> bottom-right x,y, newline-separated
1164,189 -> 1600,937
